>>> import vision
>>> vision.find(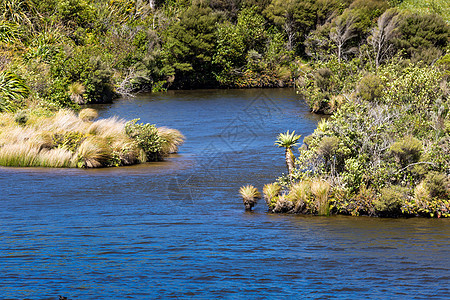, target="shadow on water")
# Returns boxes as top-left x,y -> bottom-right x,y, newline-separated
1,89 -> 449,299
